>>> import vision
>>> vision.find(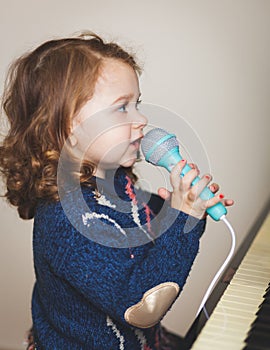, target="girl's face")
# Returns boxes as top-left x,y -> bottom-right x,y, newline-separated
71,59 -> 147,178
